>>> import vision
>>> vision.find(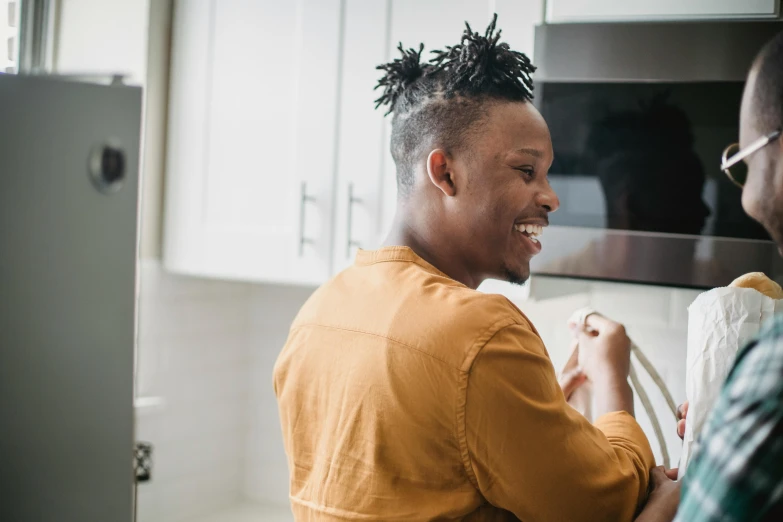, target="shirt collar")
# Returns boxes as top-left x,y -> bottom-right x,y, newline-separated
355,246 -> 456,282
